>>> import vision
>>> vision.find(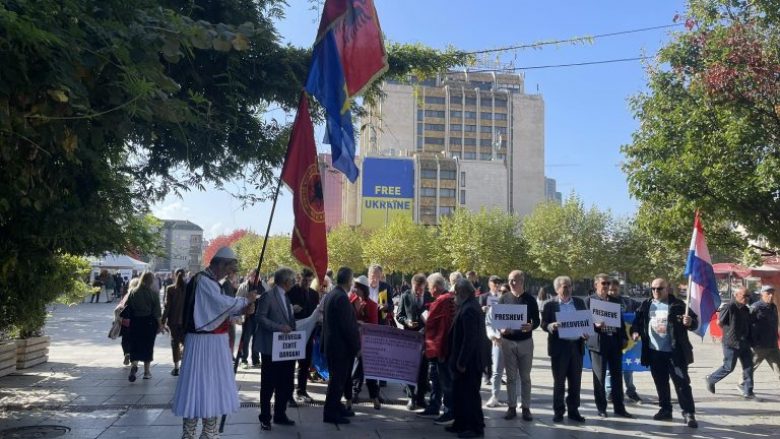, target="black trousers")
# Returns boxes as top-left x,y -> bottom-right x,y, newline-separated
452,365 -> 484,434
649,350 -> 695,414
238,315 -> 259,365
296,338 -> 314,394
590,348 -> 626,412
404,354 -> 430,404
551,342 -> 583,415
259,354 -> 294,423
352,356 -> 380,399
324,354 -> 353,420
